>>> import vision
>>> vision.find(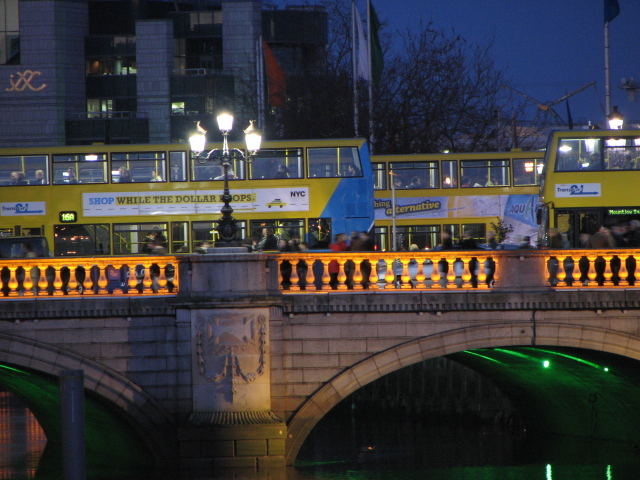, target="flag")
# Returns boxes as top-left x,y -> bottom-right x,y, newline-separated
369,1 -> 383,85
565,99 -> 574,130
604,0 -> 620,23
353,2 -> 369,80
262,41 -> 286,107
